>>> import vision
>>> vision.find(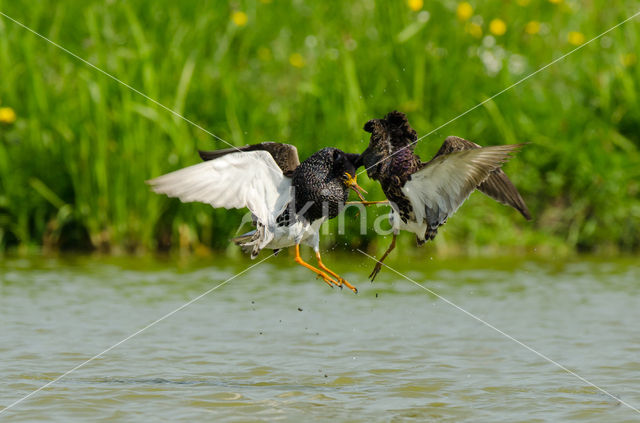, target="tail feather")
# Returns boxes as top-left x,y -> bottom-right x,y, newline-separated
231,228 -> 264,259
416,226 -> 439,246
231,230 -> 256,245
